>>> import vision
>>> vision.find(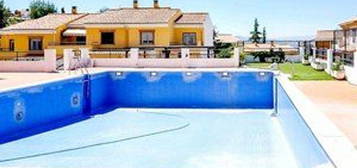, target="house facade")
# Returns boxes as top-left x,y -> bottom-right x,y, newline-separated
339,17 -> 357,52
0,0 -> 214,59
315,30 -> 344,50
